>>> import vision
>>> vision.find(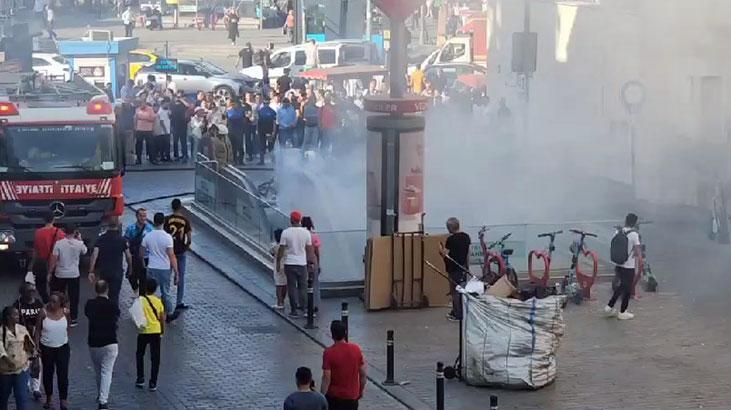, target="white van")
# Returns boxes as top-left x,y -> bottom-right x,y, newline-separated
240,39 -> 380,80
